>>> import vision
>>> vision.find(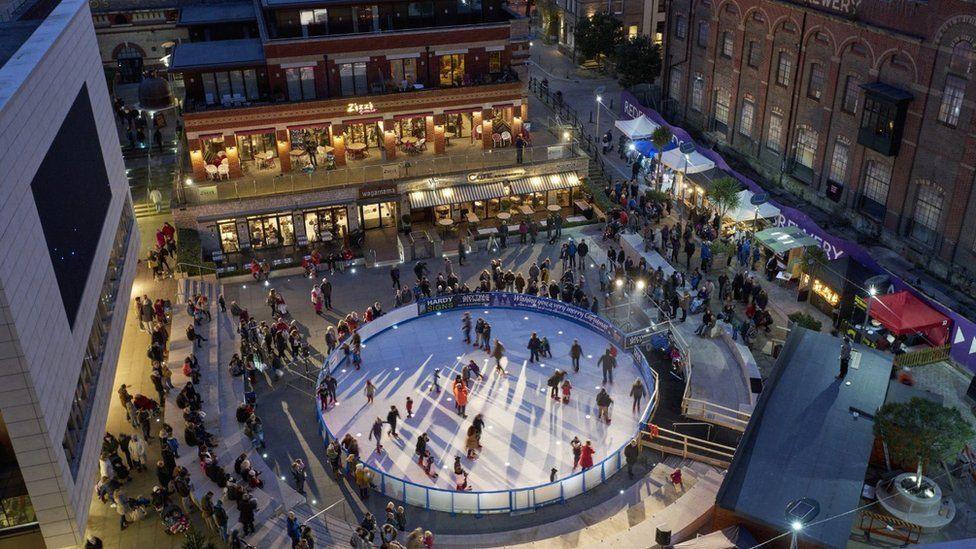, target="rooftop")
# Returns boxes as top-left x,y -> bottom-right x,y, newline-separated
178,1 -> 254,24
0,0 -> 57,70
716,328 -> 893,548
169,37 -> 264,70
